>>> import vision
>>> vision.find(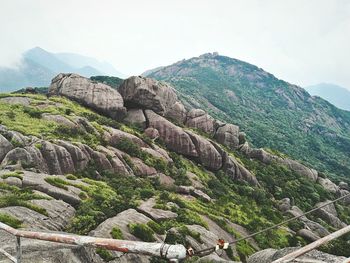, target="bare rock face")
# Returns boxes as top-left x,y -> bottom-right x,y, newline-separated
119,76 -> 187,123
0,134 -> 13,162
243,146 -> 319,182
49,73 -> 126,120
185,109 -> 216,135
104,127 -> 148,148
145,110 -> 198,157
297,228 -> 320,242
317,177 -> 339,193
281,159 -> 318,182
287,206 -> 330,238
131,157 -> 157,176
124,109 -> 147,128
222,153 -> 259,186
186,130 -> 222,170
214,123 -> 240,149
248,247 -> 346,263
166,101 -> 187,124
315,201 -> 346,229
25,146 -> 49,173
1,147 -> 32,167
143,127 -> 160,140
56,140 -> 90,171
277,198 -> 291,212
137,198 -> 178,222
42,114 -> 78,129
